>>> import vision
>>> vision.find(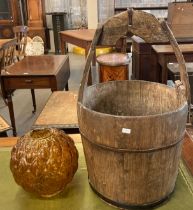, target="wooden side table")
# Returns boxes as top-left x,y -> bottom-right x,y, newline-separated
60,29 -> 95,57
152,44 -> 193,84
1,55 -> 70,136
96,53 -> 129,82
